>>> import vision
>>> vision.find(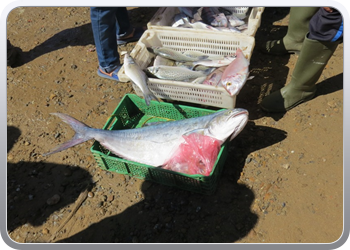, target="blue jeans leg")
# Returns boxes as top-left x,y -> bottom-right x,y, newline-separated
115,7 -> 133,39
90,7 -> 132,73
